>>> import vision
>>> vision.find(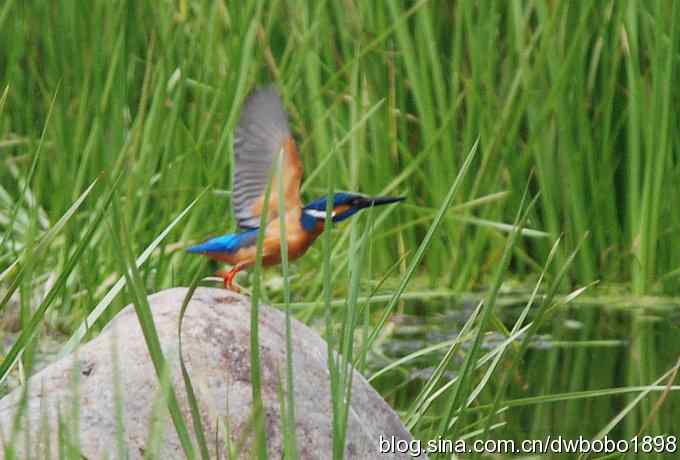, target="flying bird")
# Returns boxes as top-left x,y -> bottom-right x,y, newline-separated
187,86 -> 404,291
